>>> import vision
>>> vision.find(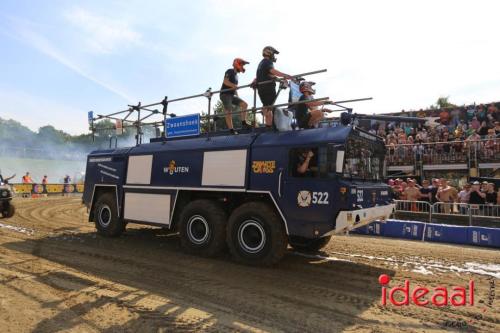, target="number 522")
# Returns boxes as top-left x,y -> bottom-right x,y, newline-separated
312,192 -> 329,205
